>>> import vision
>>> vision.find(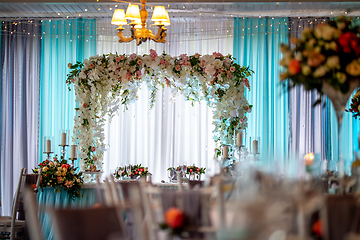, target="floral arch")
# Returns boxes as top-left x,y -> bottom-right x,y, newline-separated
66,50 -> 254,171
